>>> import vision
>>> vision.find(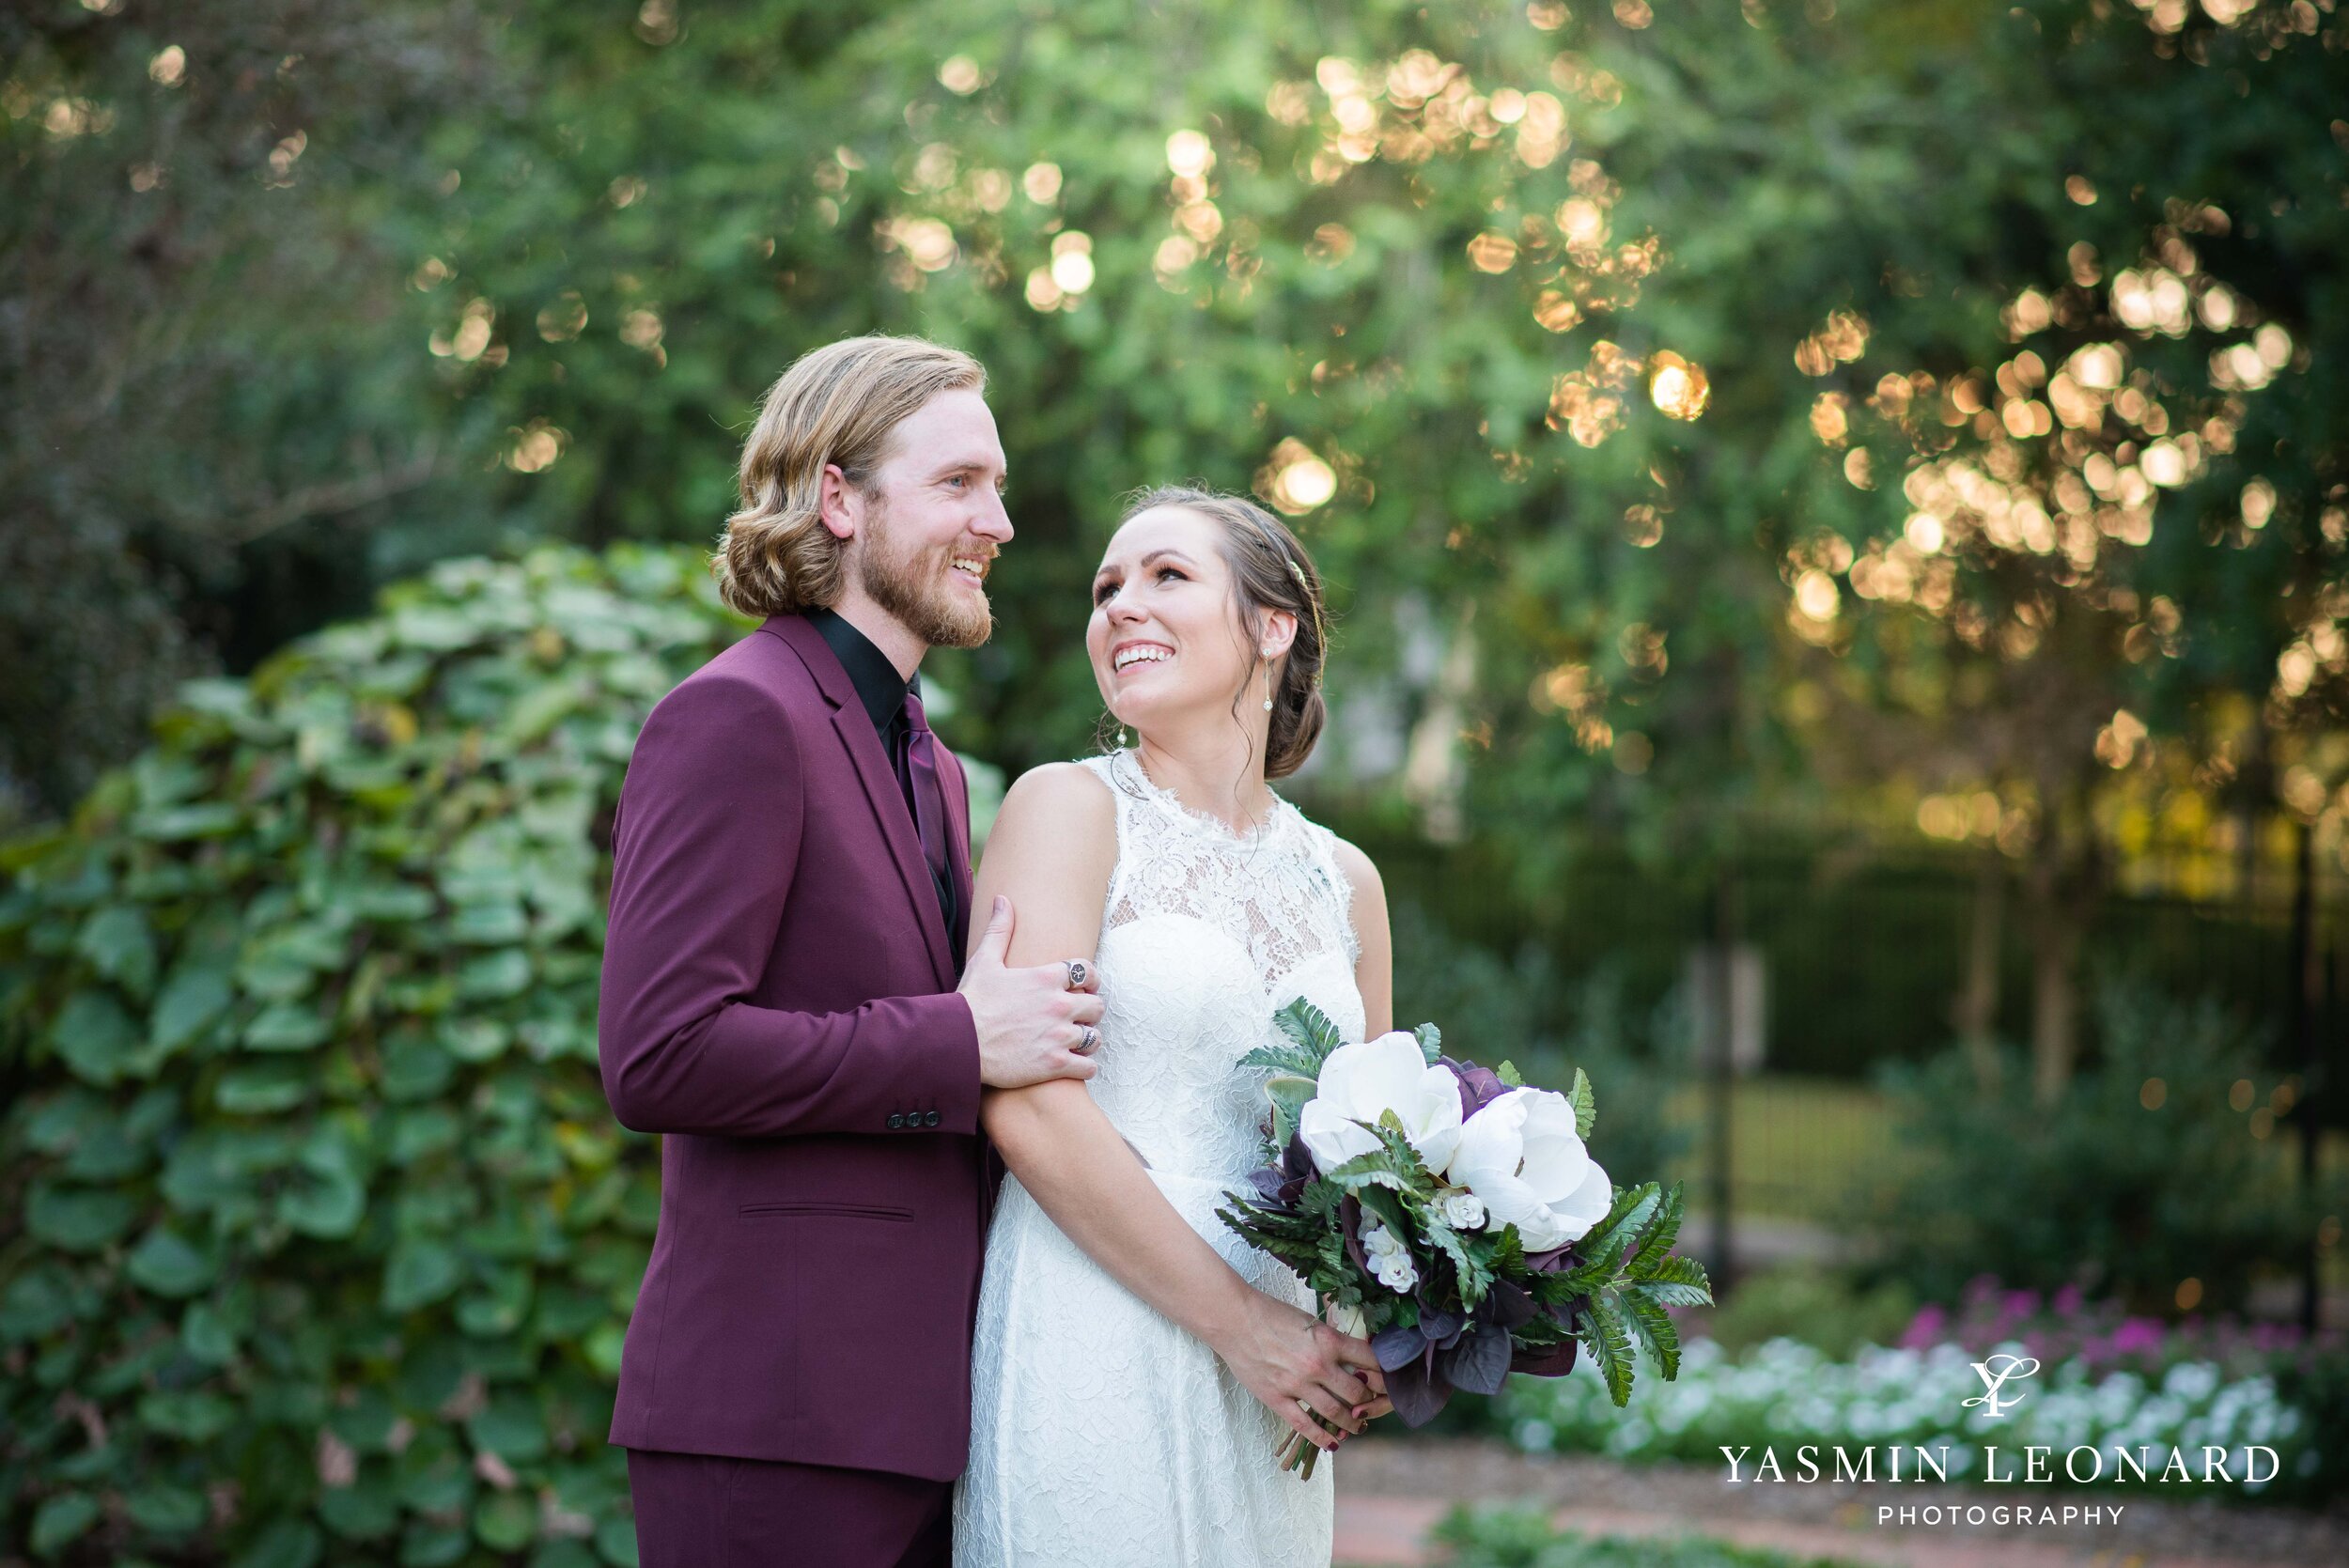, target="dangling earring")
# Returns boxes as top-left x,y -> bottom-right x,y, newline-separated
1261,652 -> 1275,712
